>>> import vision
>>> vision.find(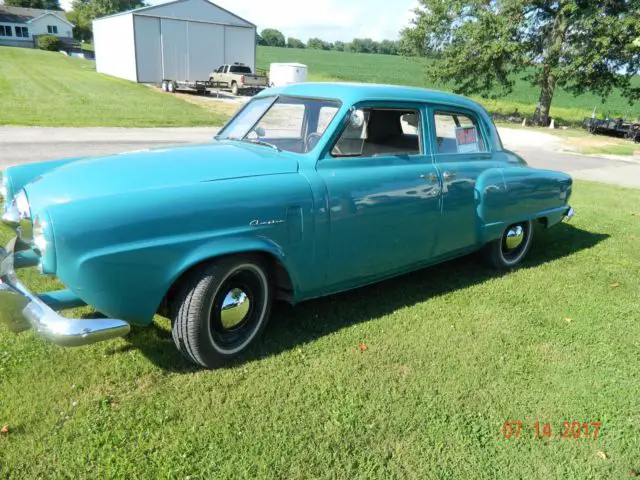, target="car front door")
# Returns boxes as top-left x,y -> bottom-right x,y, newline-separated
427,106 -> 501,257
316,103 -> 442,290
